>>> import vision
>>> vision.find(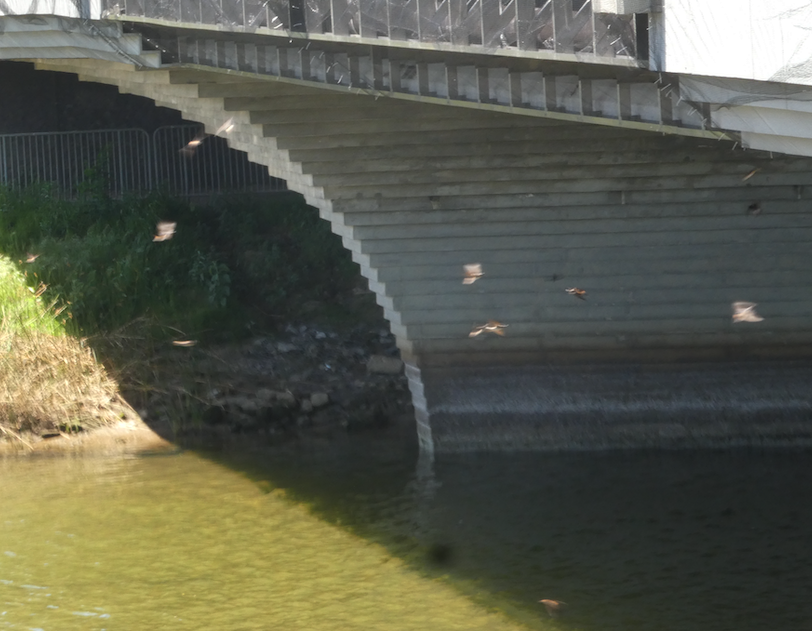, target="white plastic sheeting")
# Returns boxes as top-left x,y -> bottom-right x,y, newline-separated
662,0 -> 812,86
0,0 -> 101,19
679,75 -> 812,157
